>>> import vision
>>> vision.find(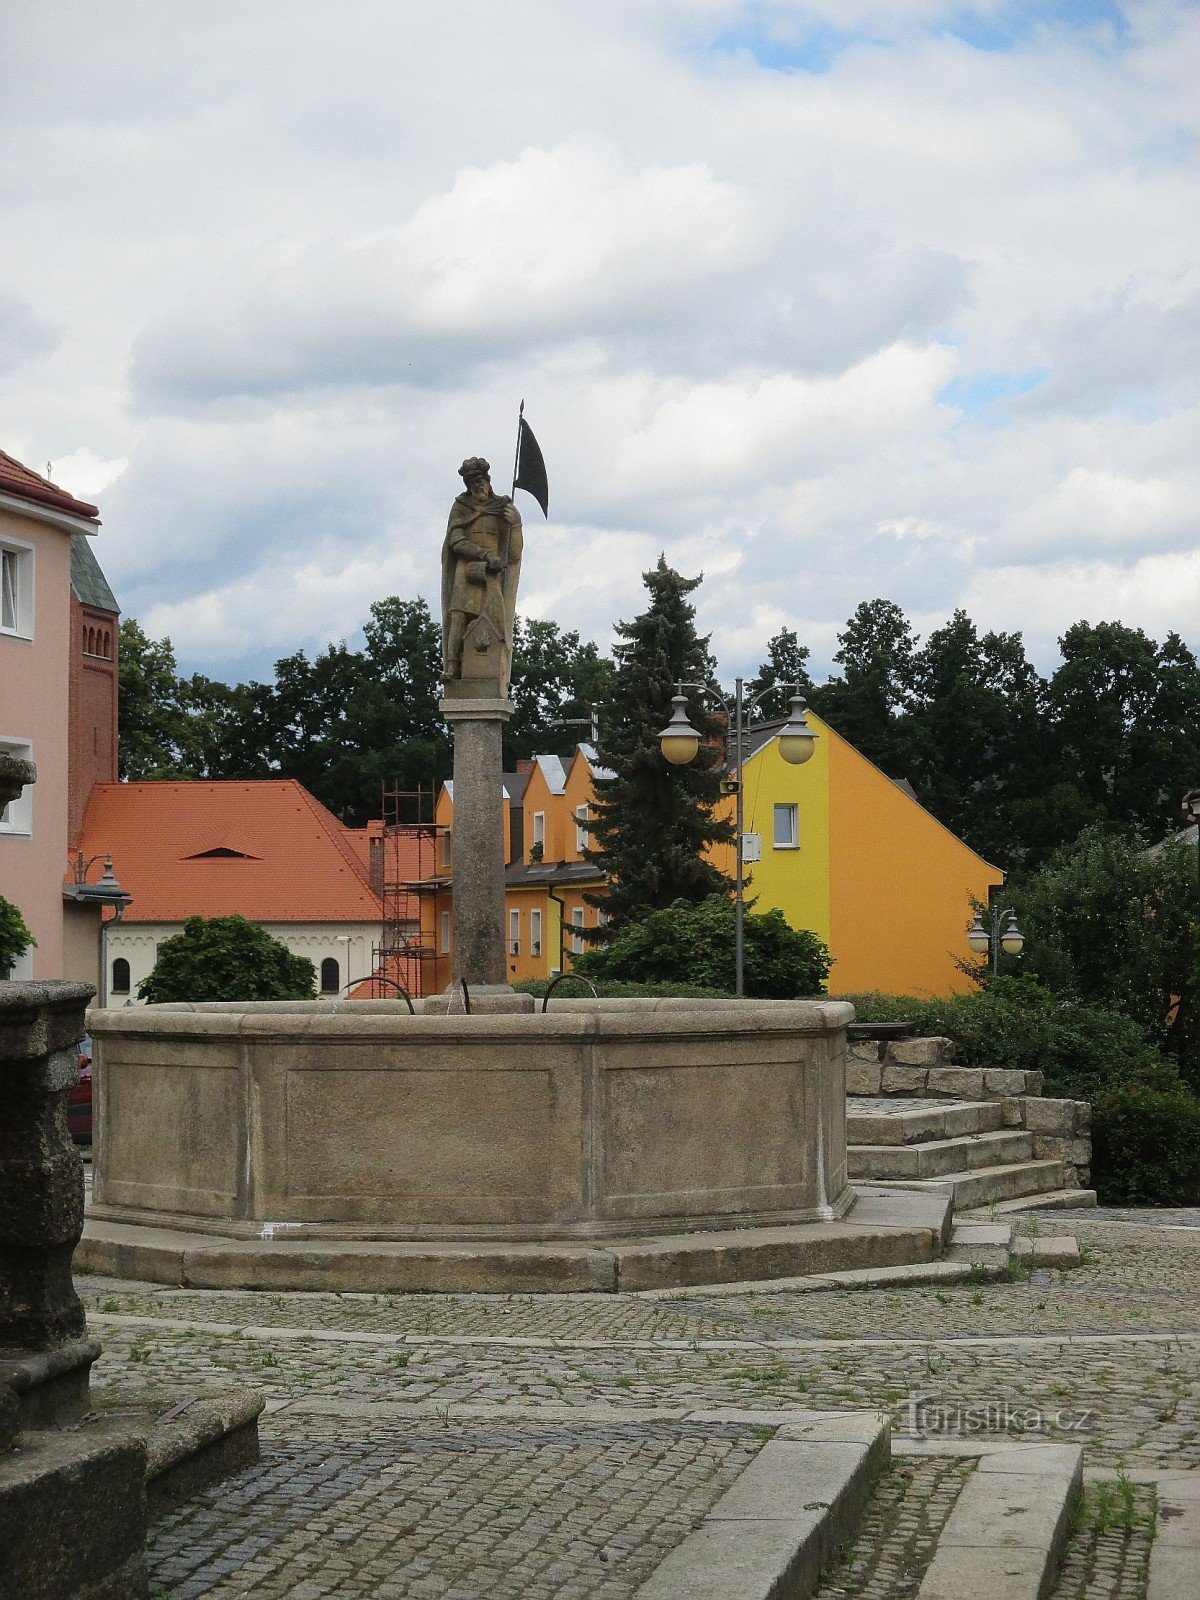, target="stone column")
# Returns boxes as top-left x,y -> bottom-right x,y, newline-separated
439,696 -> 513,988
